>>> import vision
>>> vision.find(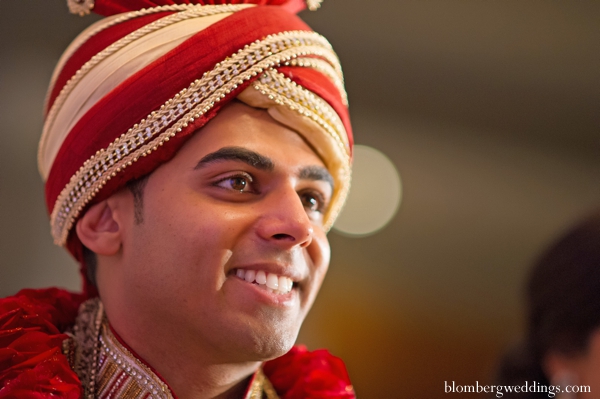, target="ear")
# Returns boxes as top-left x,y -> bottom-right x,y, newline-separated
76,200 -> 122,256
